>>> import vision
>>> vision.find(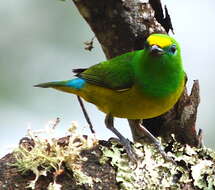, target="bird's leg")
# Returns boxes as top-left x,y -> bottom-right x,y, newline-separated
128,119 -> 145,142
105,114 -> 137,162
128,119 -> 174,163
